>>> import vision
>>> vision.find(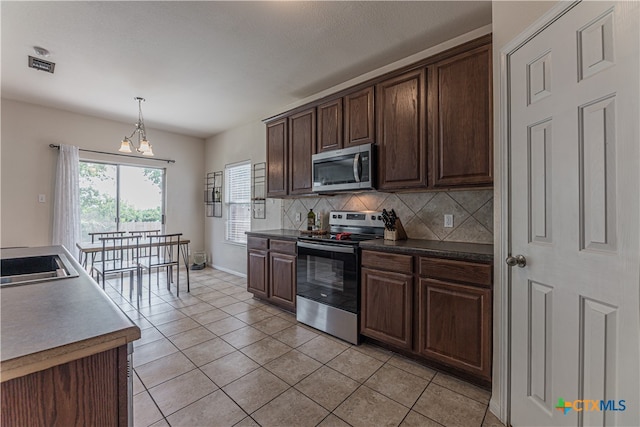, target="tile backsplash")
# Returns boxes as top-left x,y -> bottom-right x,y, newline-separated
282,190 -> 493,244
